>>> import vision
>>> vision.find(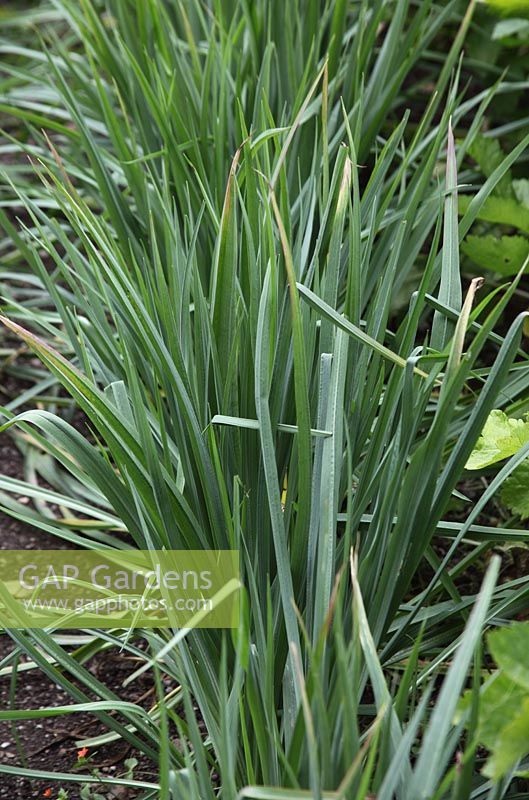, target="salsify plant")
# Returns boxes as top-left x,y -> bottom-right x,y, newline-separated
1,1 -> 529,798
